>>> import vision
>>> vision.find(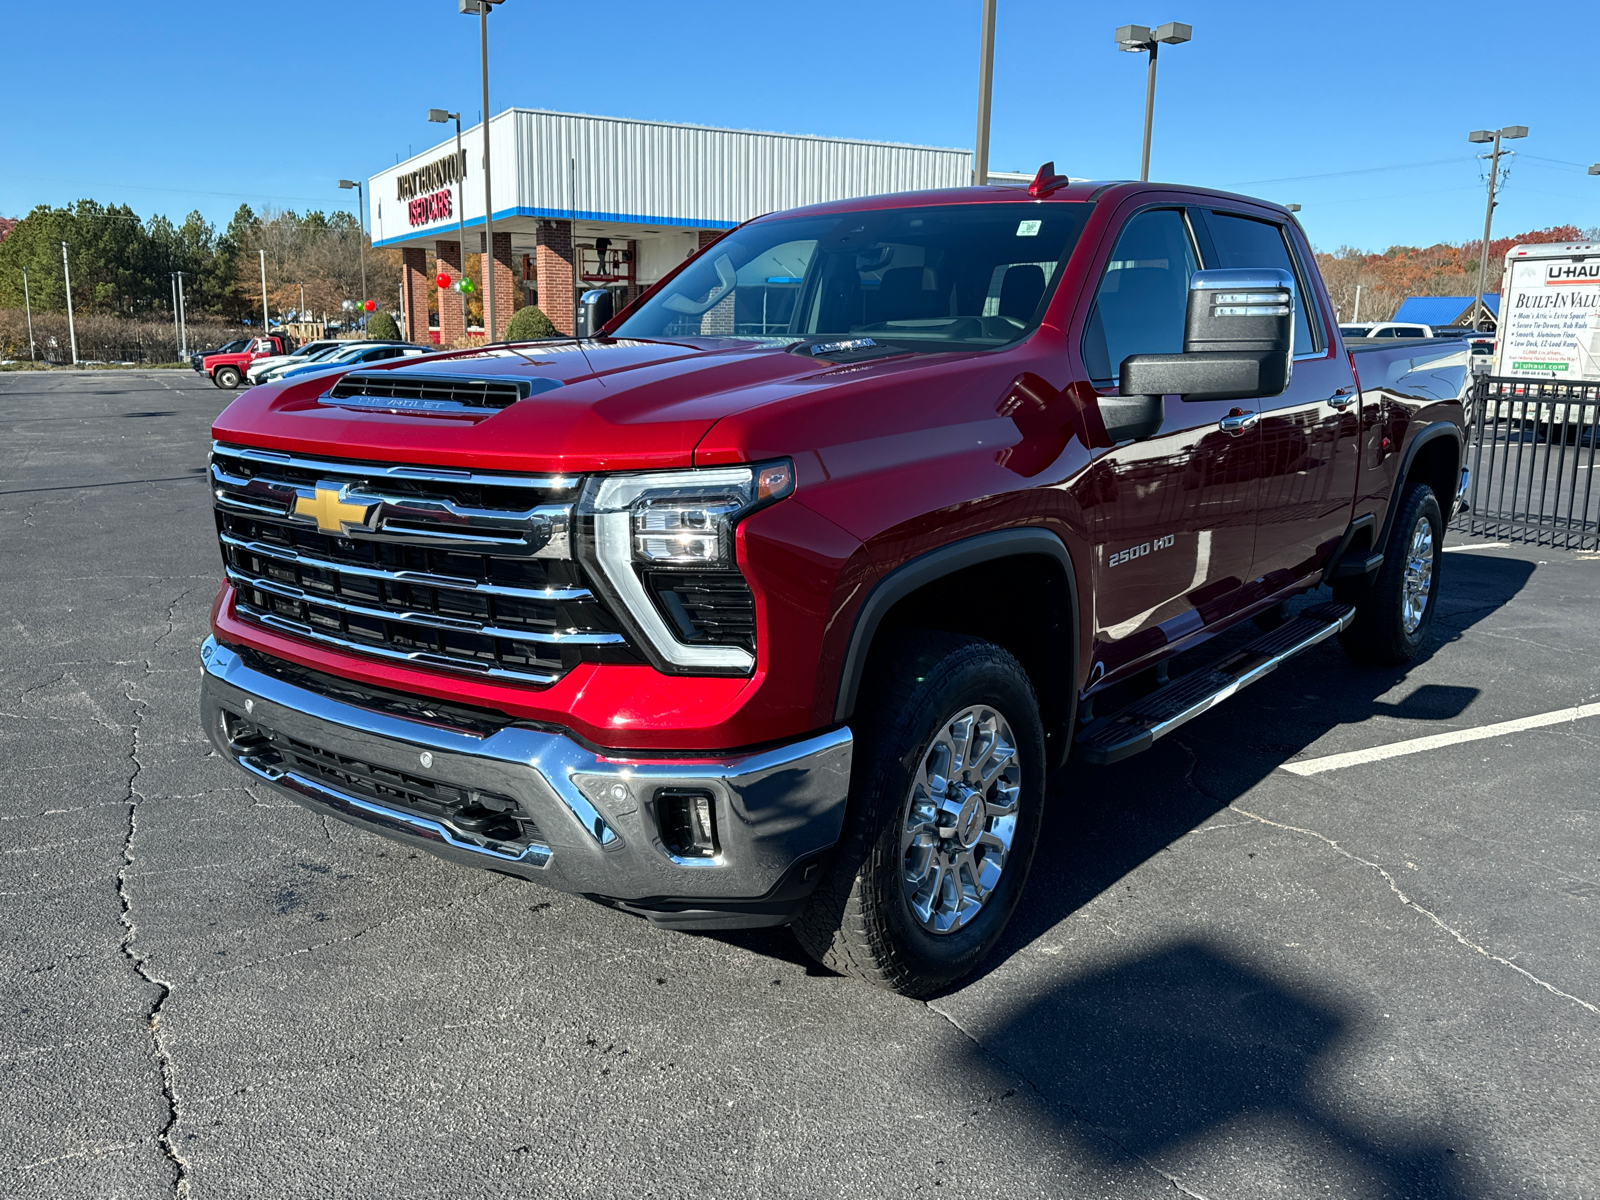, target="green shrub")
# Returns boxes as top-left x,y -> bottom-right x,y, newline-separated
505,305 -> 558,341
365,310 -> 400,341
